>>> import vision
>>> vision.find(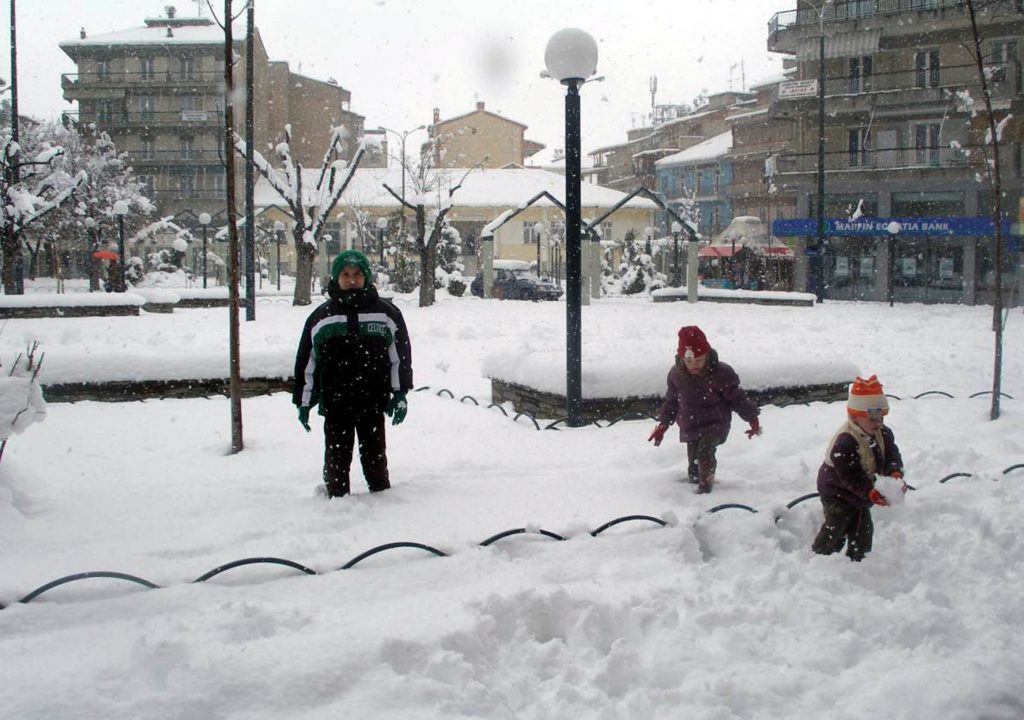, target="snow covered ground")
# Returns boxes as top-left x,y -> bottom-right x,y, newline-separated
1,291 -> 1022,719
